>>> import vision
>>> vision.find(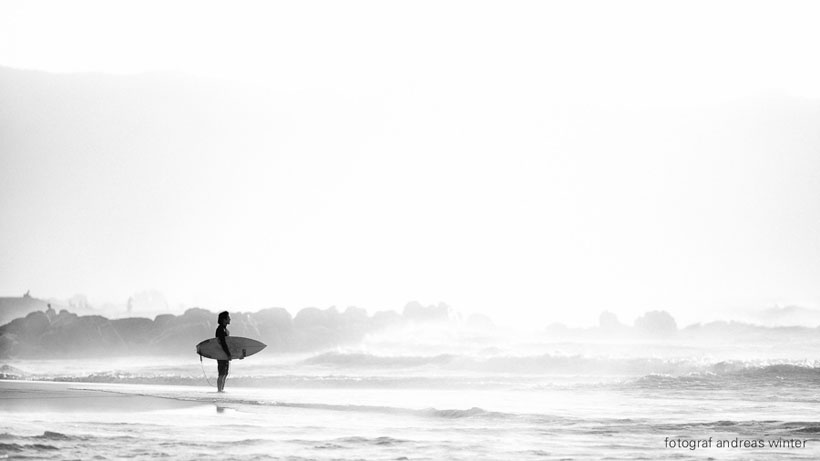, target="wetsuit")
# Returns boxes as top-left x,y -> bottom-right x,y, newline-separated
216,324 -> 230,376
